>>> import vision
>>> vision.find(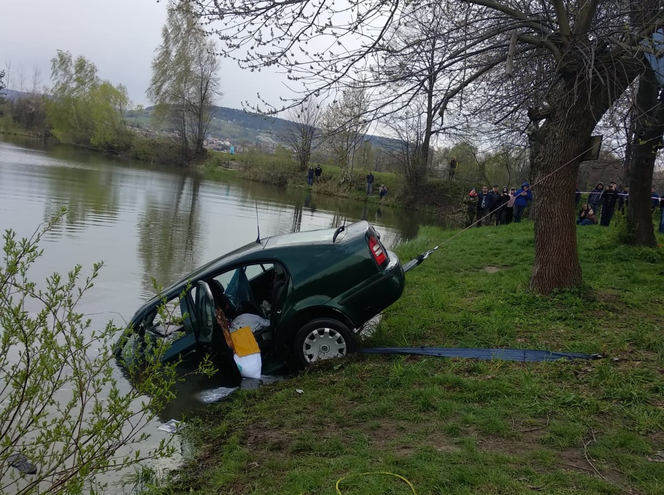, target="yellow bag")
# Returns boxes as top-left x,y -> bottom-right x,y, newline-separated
230,326 -> 260,357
